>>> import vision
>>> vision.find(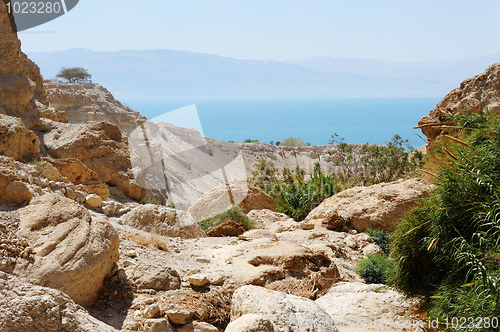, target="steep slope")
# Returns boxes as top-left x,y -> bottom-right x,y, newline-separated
418,62 -> 500,140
